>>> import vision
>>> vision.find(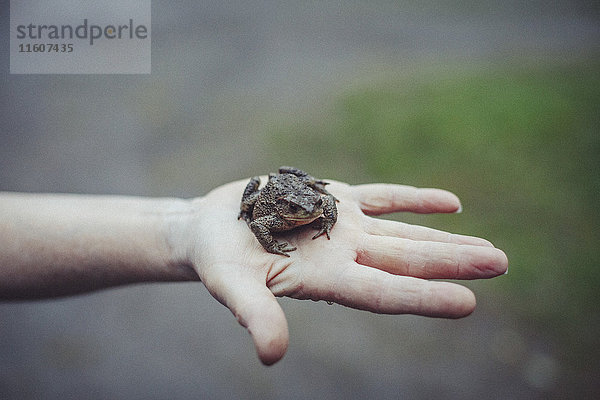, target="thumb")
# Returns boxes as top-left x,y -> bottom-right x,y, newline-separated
202,265 -> 289,365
